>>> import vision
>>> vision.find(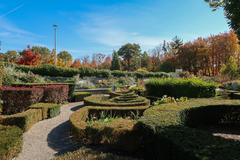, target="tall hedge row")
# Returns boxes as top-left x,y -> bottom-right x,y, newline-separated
16,64 -> 169,78
1,85 -> 68,115
145,78 -> 216,98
